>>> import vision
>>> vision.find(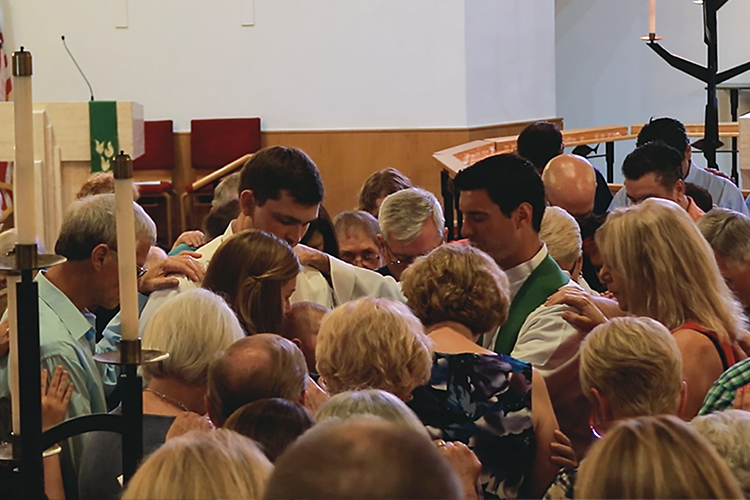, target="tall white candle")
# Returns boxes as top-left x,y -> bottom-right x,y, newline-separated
649,0 -> 657,34
6,275 -> 20,435
114,160 -> 139,342
12,50 -> 35,246
9,49 -> 34,437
